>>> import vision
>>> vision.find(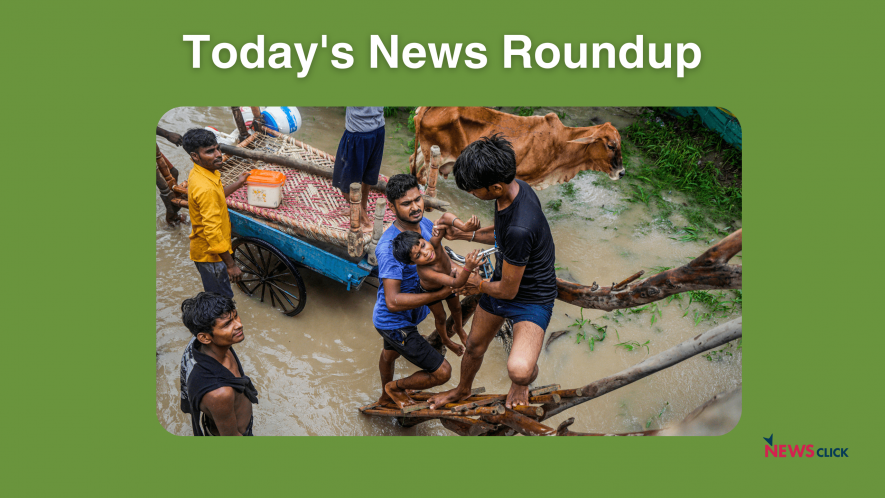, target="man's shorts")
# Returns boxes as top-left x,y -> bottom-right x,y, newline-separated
332,126 -> 385,194
376,325 -> 445,373
194,261 -> 234,298
478,294 -> 554,331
